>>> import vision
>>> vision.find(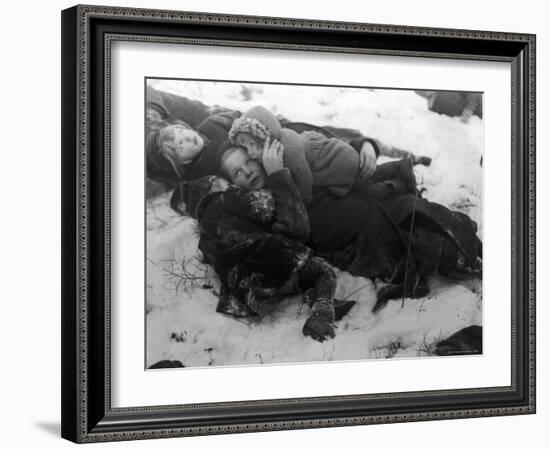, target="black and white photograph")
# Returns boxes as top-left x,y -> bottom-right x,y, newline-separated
145,78 -> 483,369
